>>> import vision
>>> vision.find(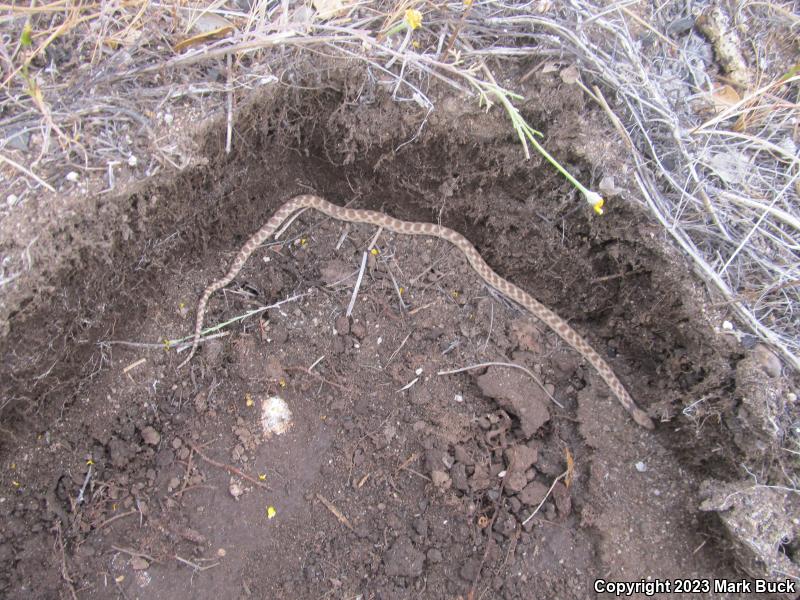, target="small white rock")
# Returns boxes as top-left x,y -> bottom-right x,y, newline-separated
454,393 -> 463,403
163,113 -> 174,125
261,396 -> 293,437
66,171 -> 79,182
6,194 -> 18,207
128,155 -> 138,167
635,461 -> 647,472
229,480 -> 244,499
415,367 -> 423,376
722,321 -> 734,331
140,426 -> 160,446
